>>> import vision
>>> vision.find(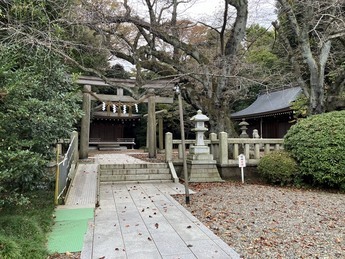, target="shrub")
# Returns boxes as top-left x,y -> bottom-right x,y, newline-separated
284,110 -> 345,190
0,45 -> 83,206
258,151 -> 299,185
0,150 -> 47,191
